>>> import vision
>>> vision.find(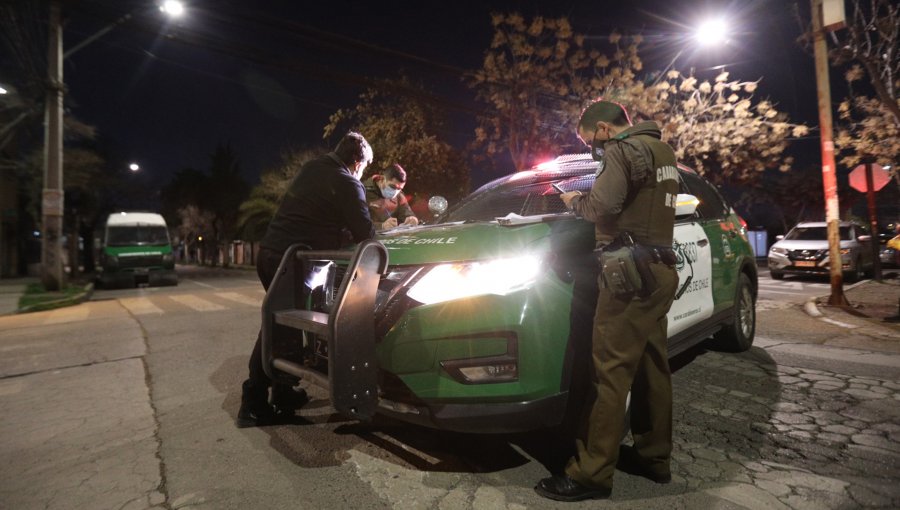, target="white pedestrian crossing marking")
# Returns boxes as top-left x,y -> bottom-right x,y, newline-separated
214,292 -> 262,307
169,294 -> 226,311
120,297 -> 164,315
43,305 -> 90,324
